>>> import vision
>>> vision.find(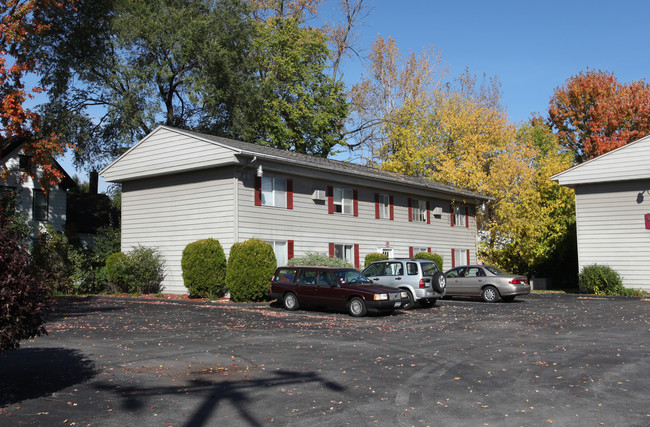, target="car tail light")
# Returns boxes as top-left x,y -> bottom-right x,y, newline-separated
419,278 -> 425,289
509,278 -> 528,285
